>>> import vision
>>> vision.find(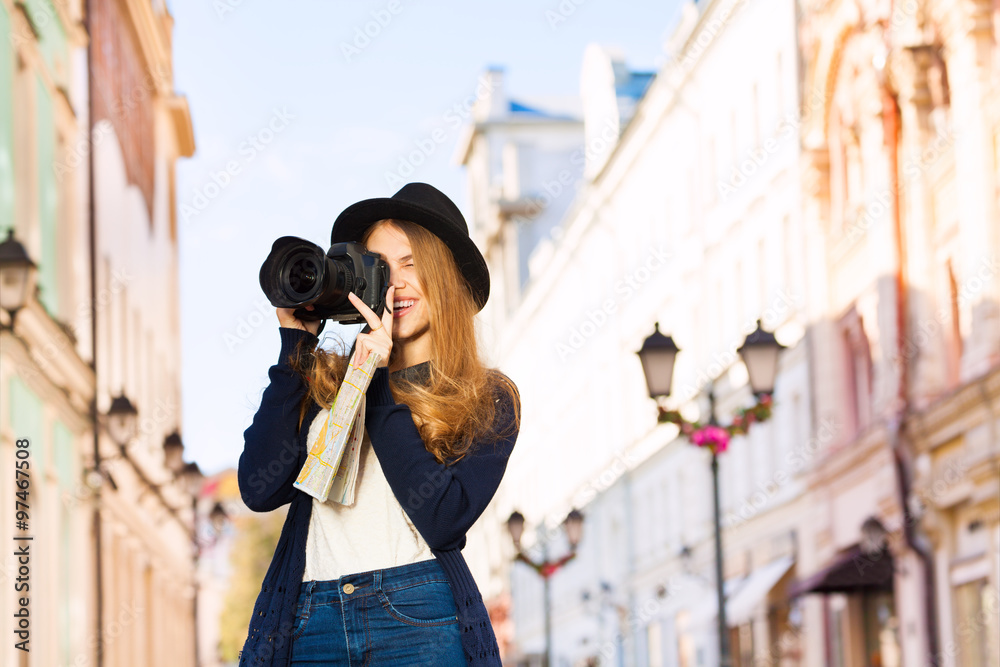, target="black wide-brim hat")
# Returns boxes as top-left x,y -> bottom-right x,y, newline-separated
331,182 -> 490,311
